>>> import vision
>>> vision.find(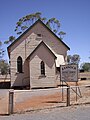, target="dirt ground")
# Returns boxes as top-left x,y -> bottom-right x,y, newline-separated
14,80 -> 90,113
